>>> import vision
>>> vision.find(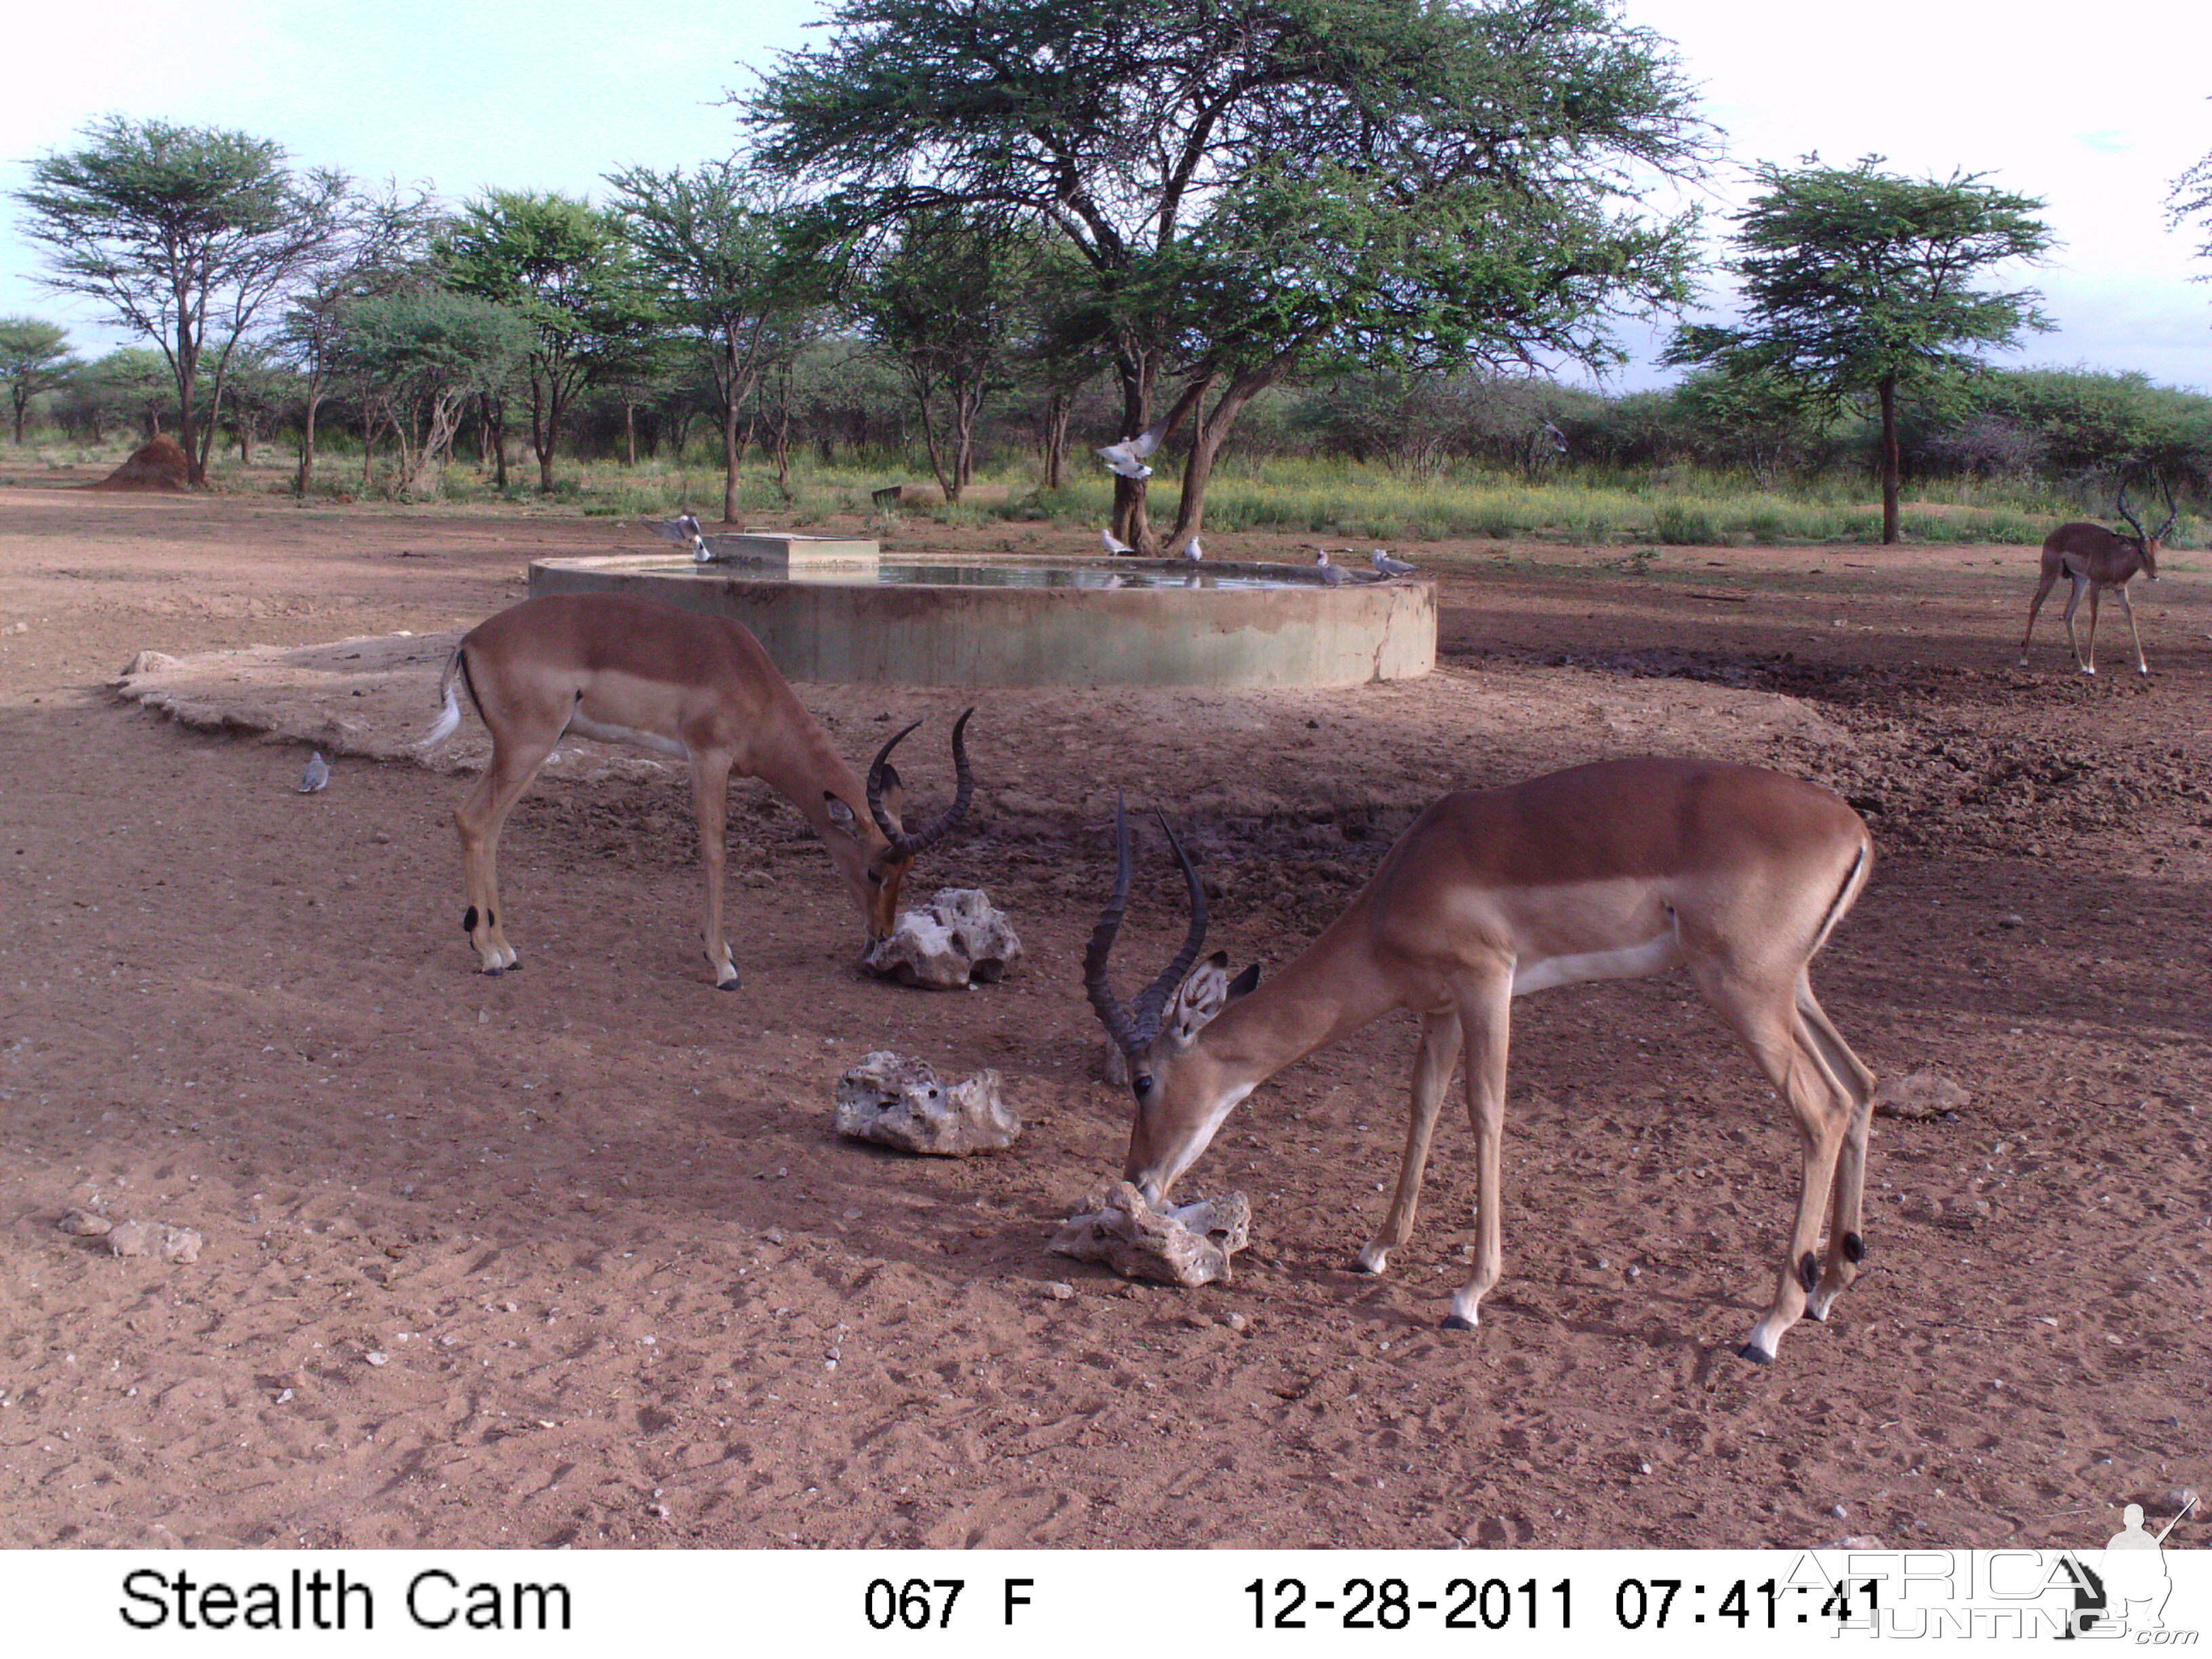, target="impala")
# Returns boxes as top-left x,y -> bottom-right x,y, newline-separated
422,592 -> 973,989
1086,758 -> 1877,1364
2020,483 -> 2175,676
